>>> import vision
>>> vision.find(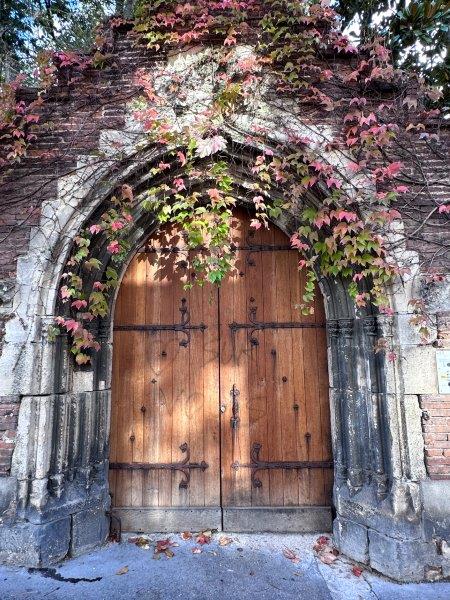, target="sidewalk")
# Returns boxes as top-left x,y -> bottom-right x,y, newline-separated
0,532 -> 448,599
